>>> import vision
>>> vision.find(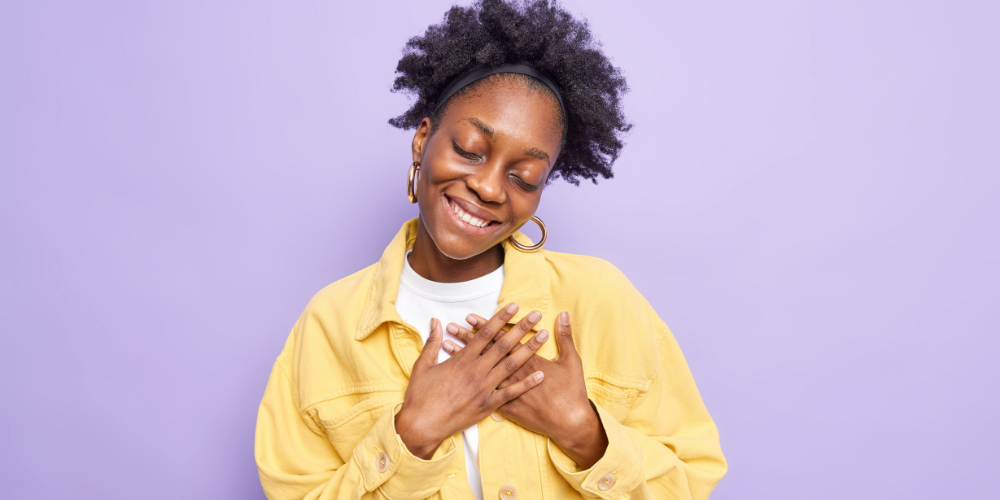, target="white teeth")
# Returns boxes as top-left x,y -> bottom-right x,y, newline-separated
450,198 -> 490,228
